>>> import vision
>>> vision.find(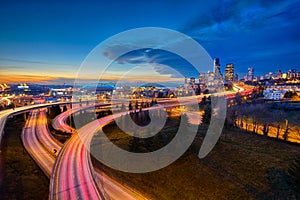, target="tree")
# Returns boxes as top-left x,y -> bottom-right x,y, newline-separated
202,105 -> 211,124
146,101 -> 150,108
284,91 -> 297,99
48,105 -> 62,119
262,121 -> 269,136
252,120 -> 258,134
276,124 -> 281,139
63,105 -> 67,112
283,119 -> 289,141
128,102 -> 133,111
199,96 -> 207,109
203,89 -> 209,94
225,108 -> 237,129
